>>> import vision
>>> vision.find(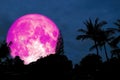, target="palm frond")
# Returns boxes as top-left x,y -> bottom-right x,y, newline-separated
109,36 -> 120,47
107,29 -> 115,33
106,36 -> 115,42
89,44 -> 97,51
84,18 -> 94,31
76,35 -> 90,40
77,29 -> 87,33
111,48 -> 120,56
108,42 -> 119,48
114,19 -> 120,27
97,21 -> 107,29
95,18 -> 99,27
107,28 -> 118,31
